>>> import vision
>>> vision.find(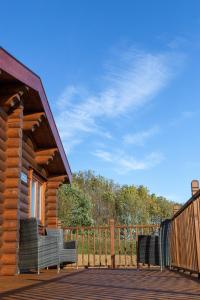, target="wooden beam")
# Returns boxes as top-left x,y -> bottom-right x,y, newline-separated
23,112 -> 45,122
23,112 -> 45,131
35,148 -> 57,157
1,92 -> 22,109
48,174 -> 68,183
35,148 -> 57,165
36,156 -> 53,165
0,85 -> 29,111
